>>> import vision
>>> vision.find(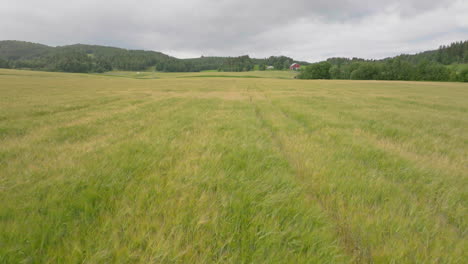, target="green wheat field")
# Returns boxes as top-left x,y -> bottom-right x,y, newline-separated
0,69 -> 467,263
